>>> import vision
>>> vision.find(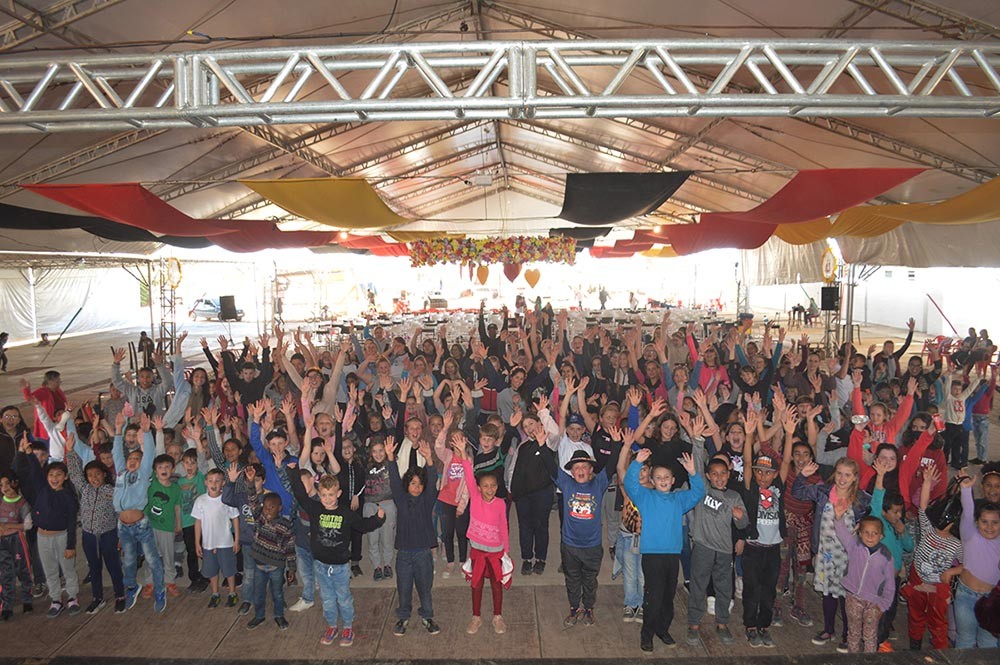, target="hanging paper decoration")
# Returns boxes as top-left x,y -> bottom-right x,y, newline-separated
503,263 -> 522,282
408,236 -> 576,267
524,268 -> 541,288
476,265 -> 489,285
